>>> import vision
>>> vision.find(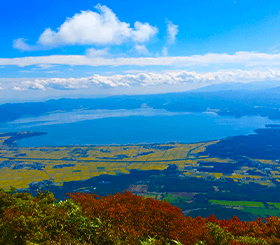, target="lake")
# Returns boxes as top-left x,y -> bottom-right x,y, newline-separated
0,108 -> 279,147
